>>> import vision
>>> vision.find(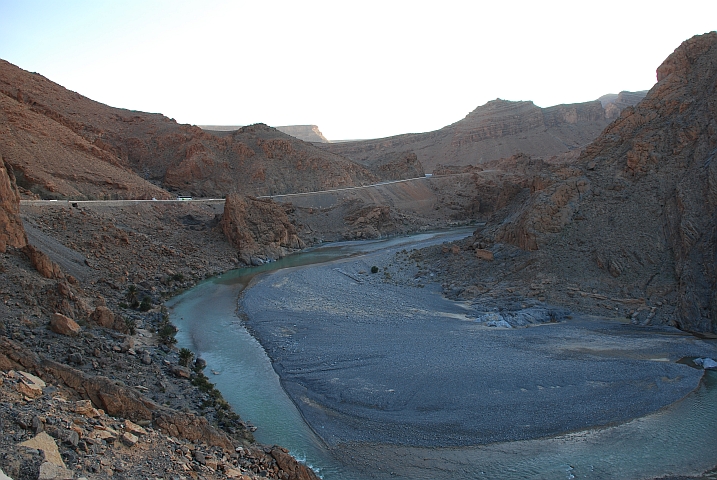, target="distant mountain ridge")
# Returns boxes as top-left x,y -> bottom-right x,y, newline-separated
320,93 -> 646,173
200,124 -> 329,143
